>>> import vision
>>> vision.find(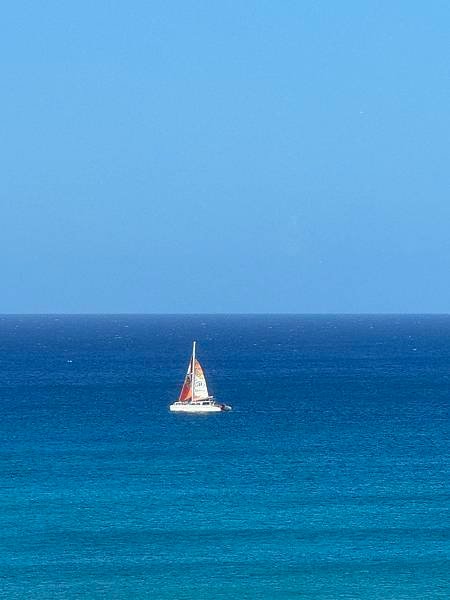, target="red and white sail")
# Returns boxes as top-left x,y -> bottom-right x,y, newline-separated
178,356 -> 210,402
